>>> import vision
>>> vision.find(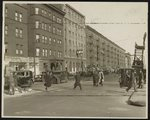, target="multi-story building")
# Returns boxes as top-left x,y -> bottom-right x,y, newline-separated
125,52 -> 131,68
86,25 -> 126,70
4,4 -> 65,75
53,4 -> 86,73
4,4 -> 29,73
27,4 -> 65,74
